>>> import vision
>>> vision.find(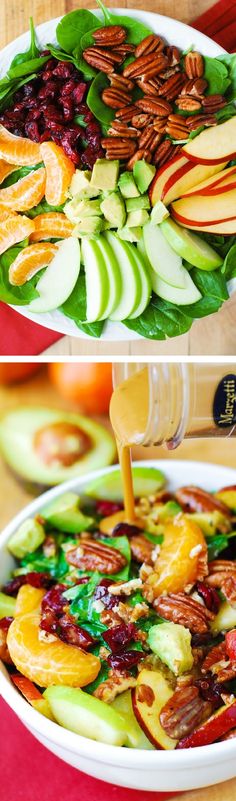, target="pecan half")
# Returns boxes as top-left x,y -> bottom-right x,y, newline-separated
135,34 -> 165,58
115,104 -> 137,121
222,576 -> 236,608
206,560 -> 236,589
102,87 -> 131,109
175,486 -> 231,516
130,534 -> 153,564
83,47 -> 123,73
154,592 -> 214,633
93,25 -> 127,46
131,112 -> 154,128
126,148 -> 152,169
165,45 -> 181,66
153,140 -> 180,167
66,538 -> 127,574
135,97 -> 172,116
138,125 -> 163,151
114,44 -> 135,55
109,72 -> 135,92
202,641 -> 226,673
160,686 -> 212,740
159,73 -> 186,101
202,94 -> 227,112
94,669 -> 136,702
136,77 -> 162,96
166,113 -> 188,139
202,641 -> 236,683
123,53 -> 168,80
181,78 -> 208,98
108,121 -> 138,138
101,137 -> 137,159
175,96 -> 202,111
184,52 -> 204,79
185,113 -> 217,130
